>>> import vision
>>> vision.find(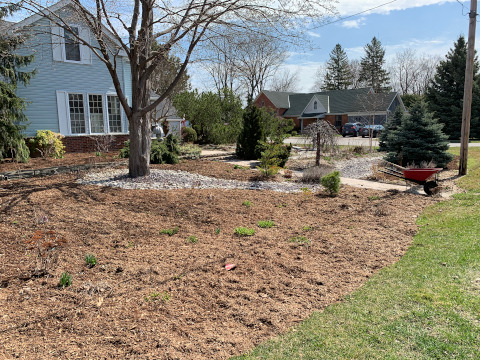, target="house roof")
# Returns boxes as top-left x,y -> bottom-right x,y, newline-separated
318,88 -> 372,113
9,0 -> 124,51
283,93 -> 328,117
261,88 -> 401,116
261,90 -> 296,108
